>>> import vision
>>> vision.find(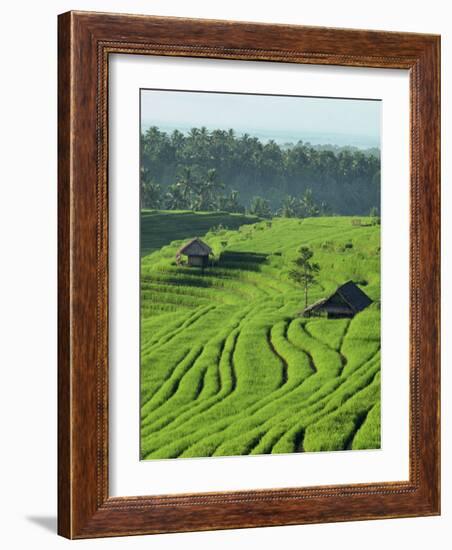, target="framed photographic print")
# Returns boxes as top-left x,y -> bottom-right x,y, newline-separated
58,11 -> 440,538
